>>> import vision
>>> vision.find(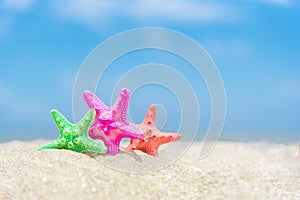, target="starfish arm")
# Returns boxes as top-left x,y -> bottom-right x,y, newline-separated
76,109 -> 96,135
142,105 -> 156,126
156,132 -> 182,144
113,88 -> 130,124
83,90 -> 108,110
79,137 -> 107,154
87,122 -> 100,139
145,145 -> 159,156
50,109 -> 73,134
38,140 -> 60,151
103,141 -> 119,156
119,122 -> 144,137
